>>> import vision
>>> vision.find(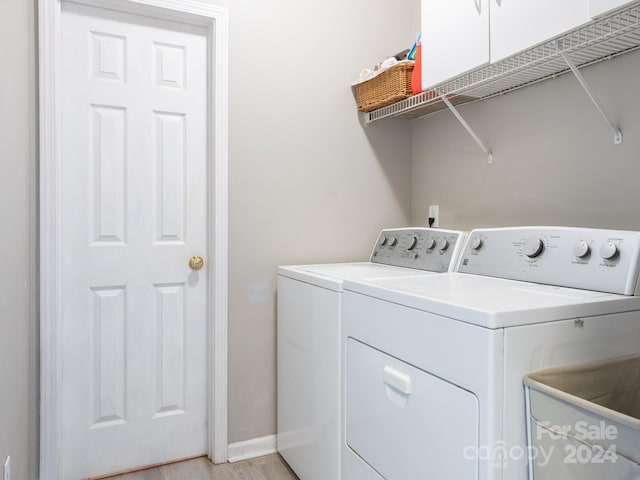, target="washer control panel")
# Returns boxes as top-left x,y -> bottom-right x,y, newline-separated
371,228 -> 466,272
458,227 -> 640,295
